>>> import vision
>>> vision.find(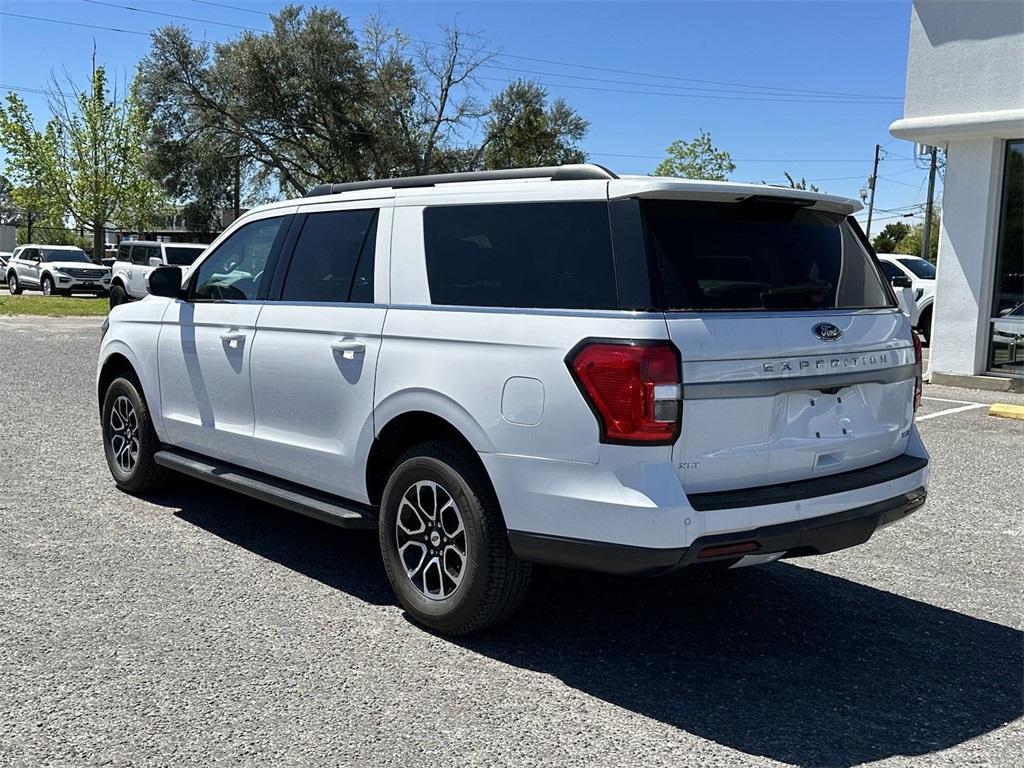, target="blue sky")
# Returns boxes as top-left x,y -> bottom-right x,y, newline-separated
0,0 -> 938,231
